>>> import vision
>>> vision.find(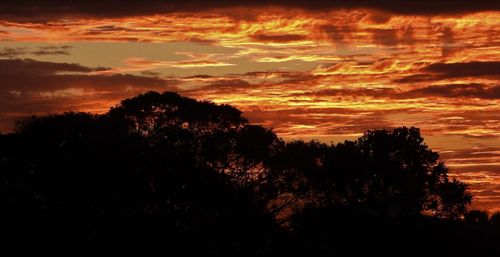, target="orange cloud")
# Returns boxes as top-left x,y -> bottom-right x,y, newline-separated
0,6 -> 499,211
